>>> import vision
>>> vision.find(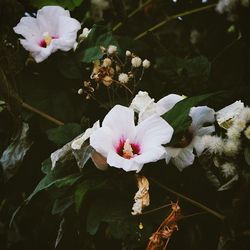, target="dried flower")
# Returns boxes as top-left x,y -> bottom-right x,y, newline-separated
118,73 -> 129,84
131,175 -> 150,215
202,135 -> 224,155
102,58 -> 112,67
131,57 -> 142,67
